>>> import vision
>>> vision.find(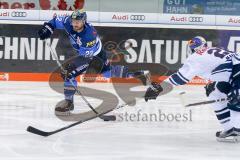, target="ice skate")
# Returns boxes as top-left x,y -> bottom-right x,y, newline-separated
55,99 -> 74,116
216,128 -> 240,143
